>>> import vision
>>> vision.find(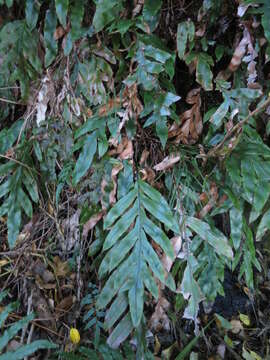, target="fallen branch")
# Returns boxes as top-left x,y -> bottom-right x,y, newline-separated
201,95 -> 270,159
